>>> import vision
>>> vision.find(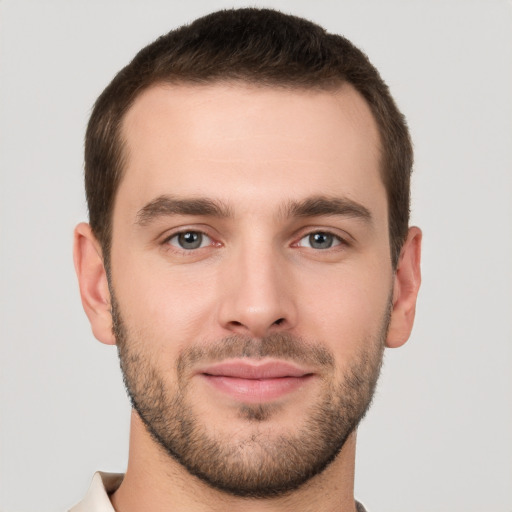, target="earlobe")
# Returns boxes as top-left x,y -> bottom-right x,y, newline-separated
73,222 -> 116,345
386,227 -> 422,348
